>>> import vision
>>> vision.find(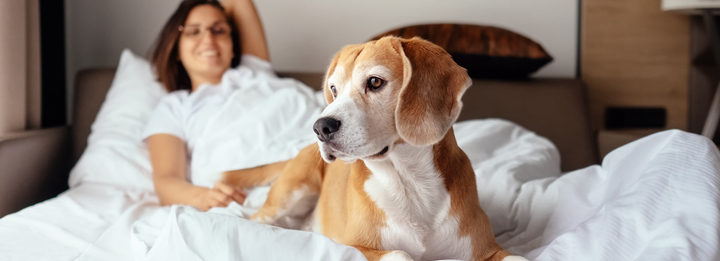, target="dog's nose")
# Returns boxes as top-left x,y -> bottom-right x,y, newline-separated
313,117 -> 341,142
